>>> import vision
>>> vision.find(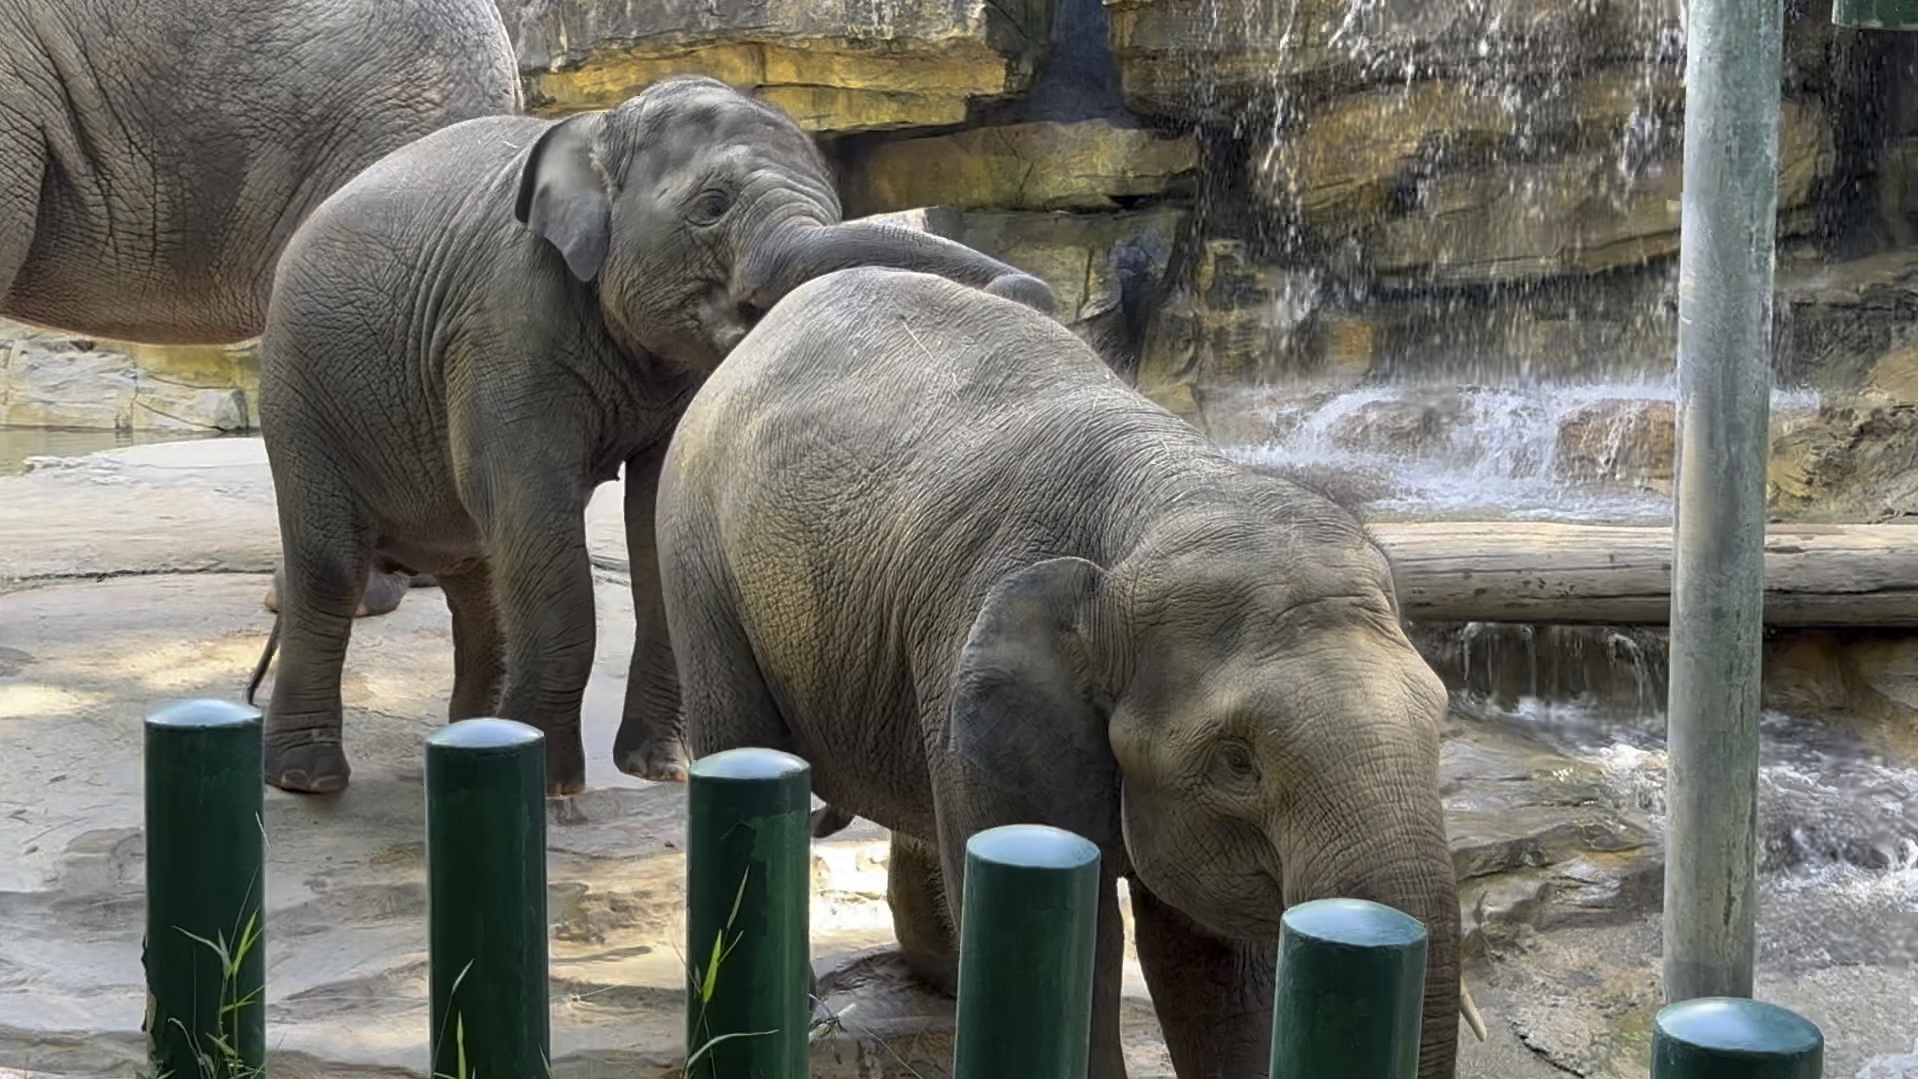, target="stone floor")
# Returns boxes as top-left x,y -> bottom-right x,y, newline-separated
1,437 -> 1913,1077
